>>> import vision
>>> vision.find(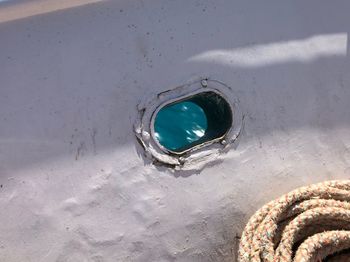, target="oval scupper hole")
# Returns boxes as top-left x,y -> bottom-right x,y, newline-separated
153,91 -> 233,154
